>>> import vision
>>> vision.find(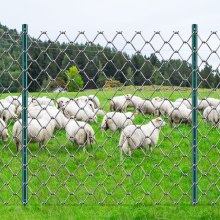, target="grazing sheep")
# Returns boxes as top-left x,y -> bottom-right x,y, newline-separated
0,100 -> 17,122
88,95 -> 100,109
202,106 -> 220,126
198,99 -> 210,111
65,118 -> 95,152
0,118 -> 9,142
63,100 -> 97,123
126,94 -> 143,110
101,112 -> 135,132
28,105 -> 68,129
137,99 -> 159,115
152,97 -> 173,116
206,98 -> 220,108
118,117 -> 166,158
175,98 -> 192,109
110,95 -> 130,112
56,97 -> 70,109
168,105 -> 192,127
13,118 -> 56,152
31,97 -> 55,107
